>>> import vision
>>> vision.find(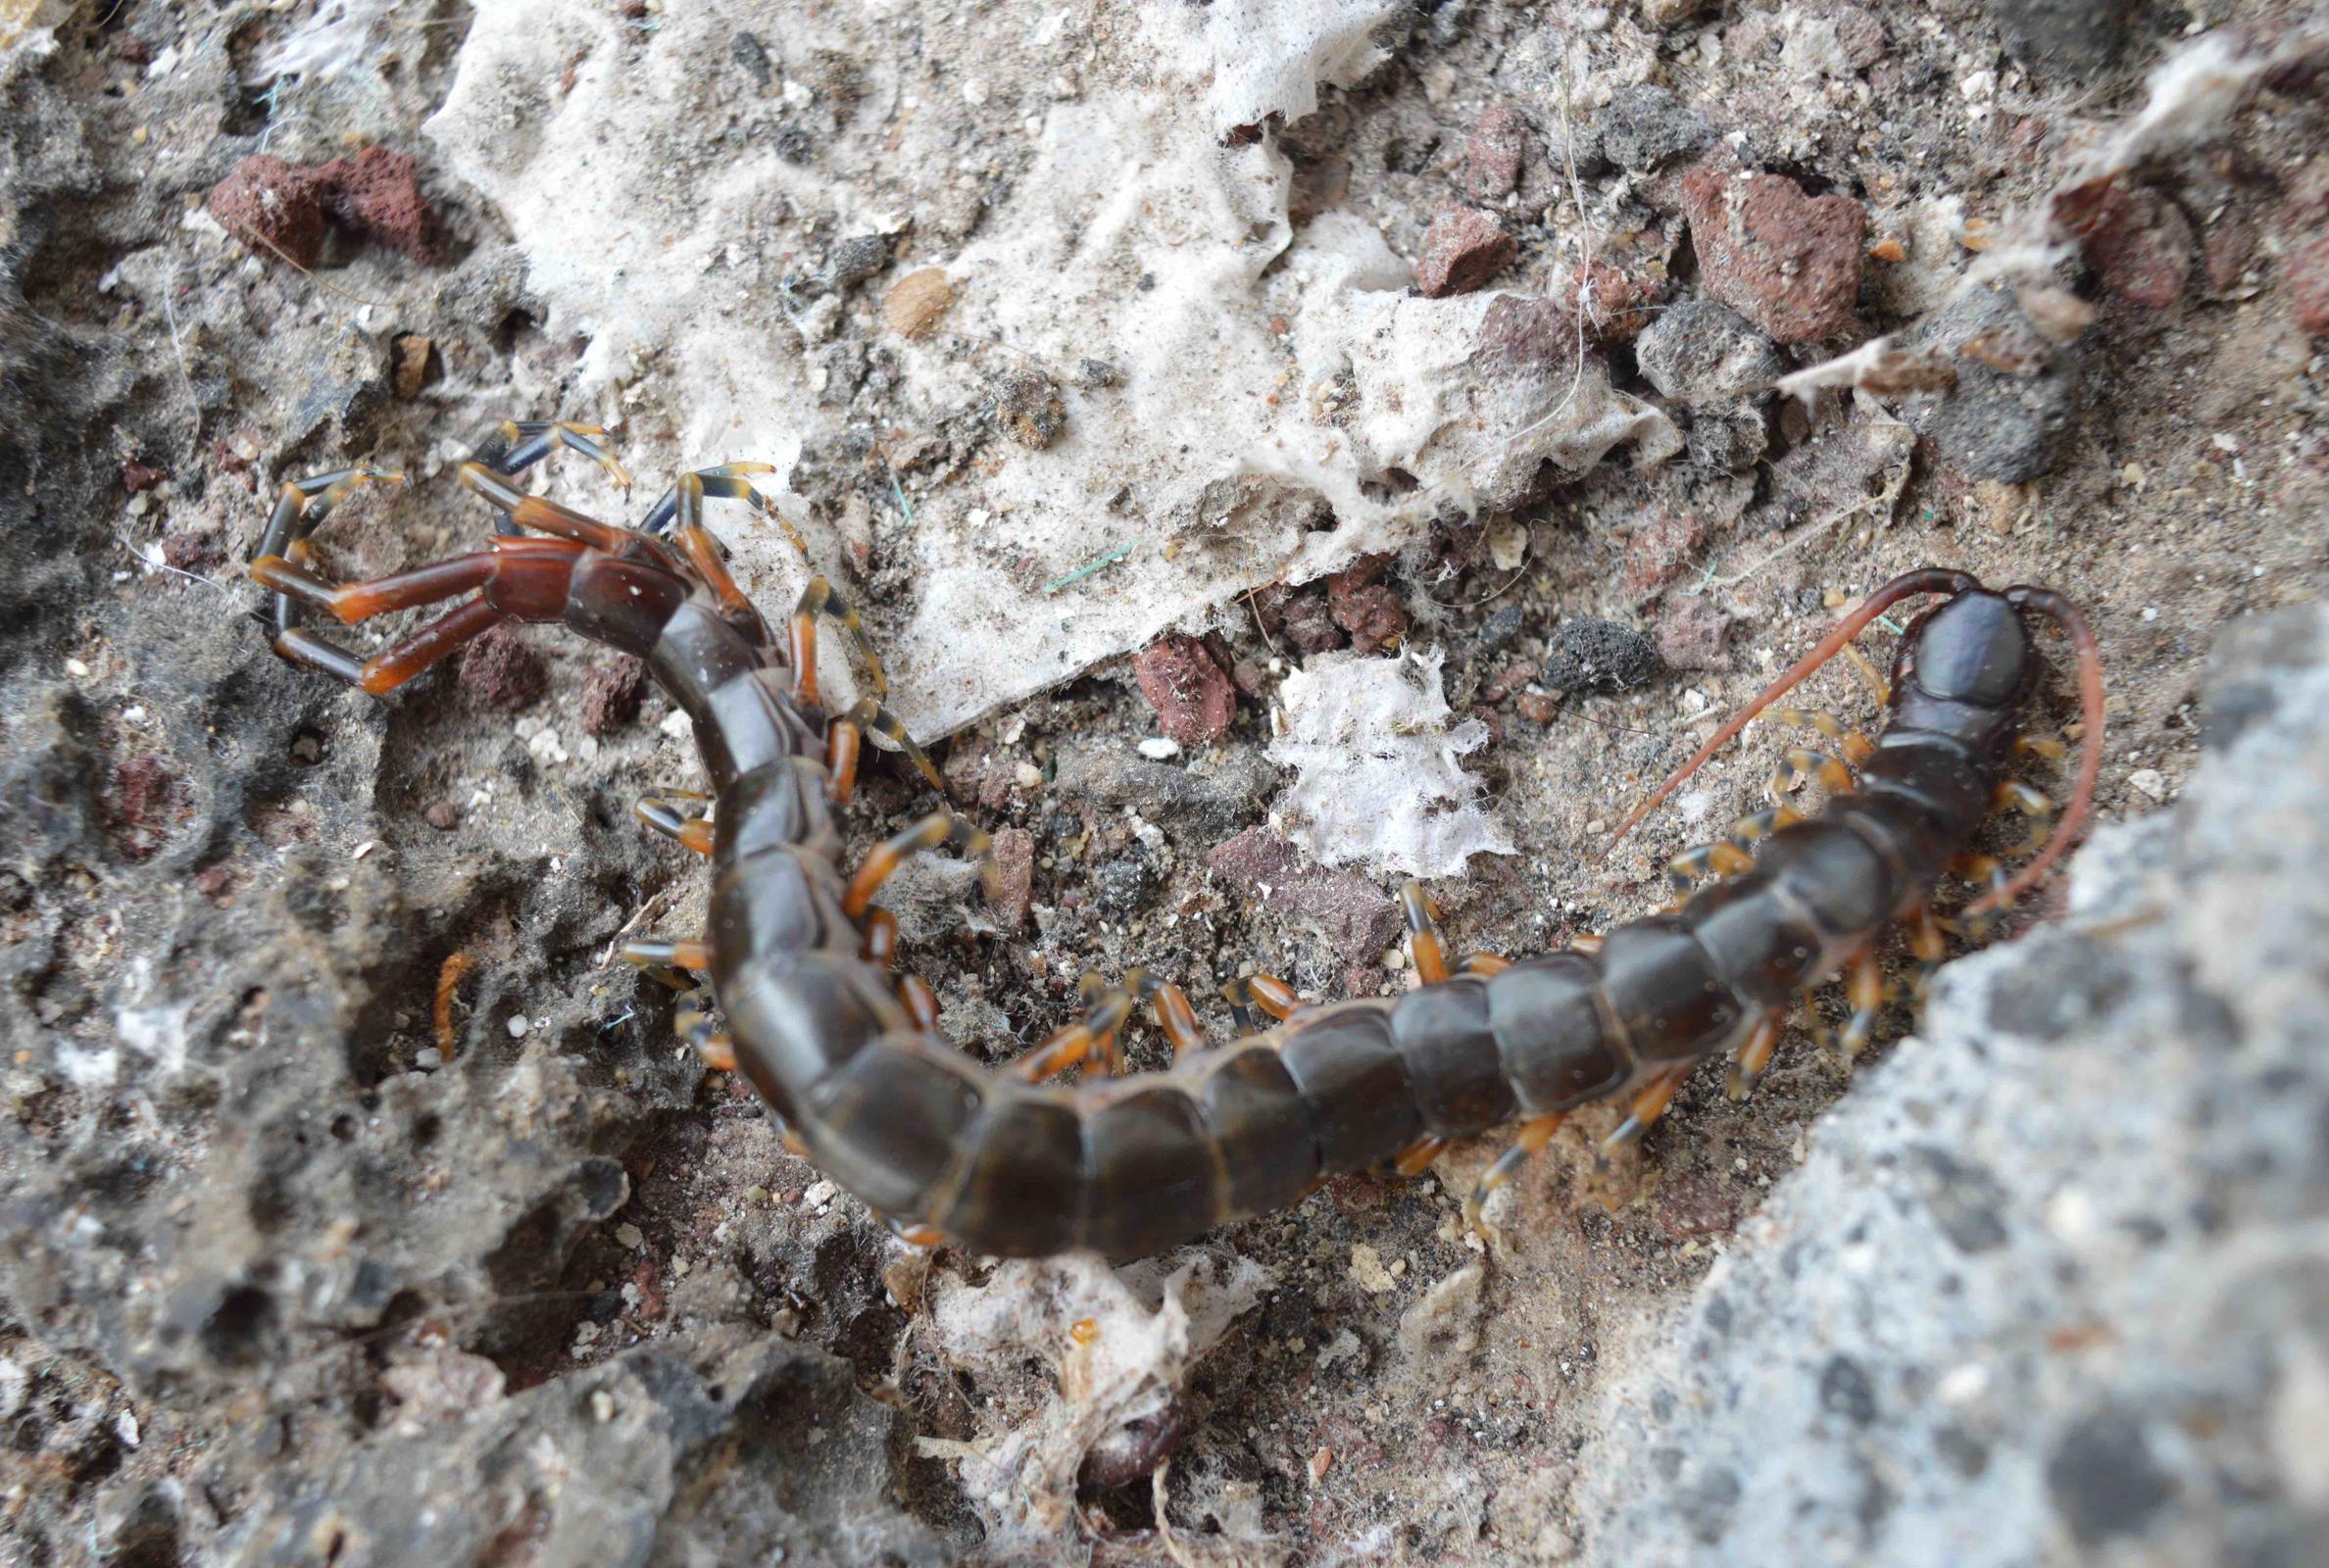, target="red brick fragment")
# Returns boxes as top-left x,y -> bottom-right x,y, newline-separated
1416,206 -> 1517,298
1683,166 -> 1866,343
1133,635 -> 1237,745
